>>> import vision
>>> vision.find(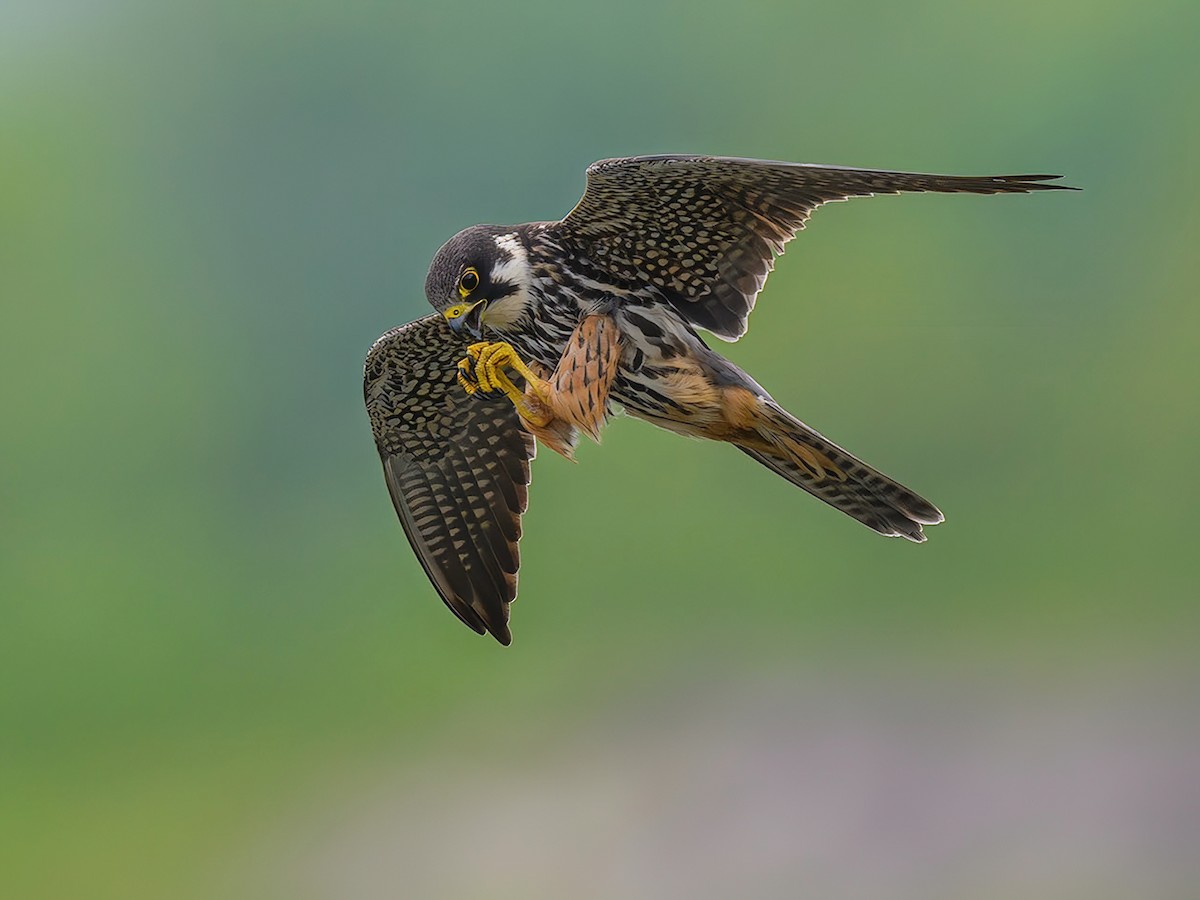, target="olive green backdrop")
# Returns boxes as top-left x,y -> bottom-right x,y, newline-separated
3,1 -> 1196,897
